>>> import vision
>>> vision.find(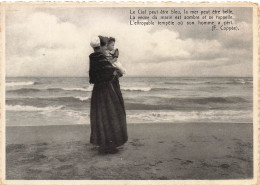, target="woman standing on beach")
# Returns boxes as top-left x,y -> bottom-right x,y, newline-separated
88,36 -> 128,154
